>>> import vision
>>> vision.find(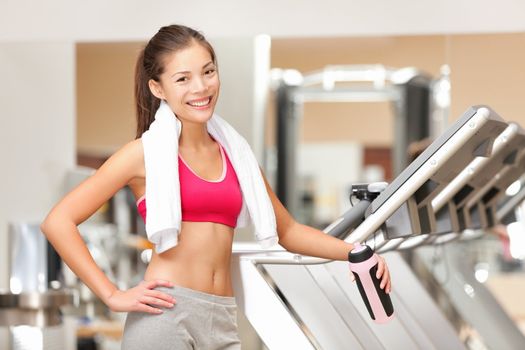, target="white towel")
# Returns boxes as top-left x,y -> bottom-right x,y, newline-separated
141,100 -> 278,253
